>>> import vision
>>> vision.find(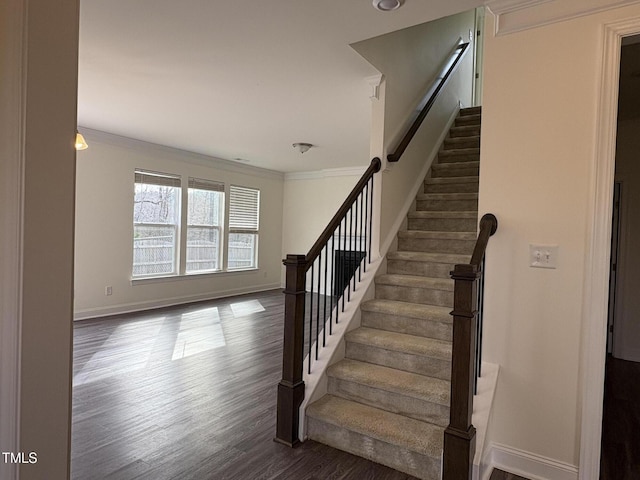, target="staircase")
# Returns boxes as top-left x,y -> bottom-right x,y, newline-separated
306,106 -> 481,479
